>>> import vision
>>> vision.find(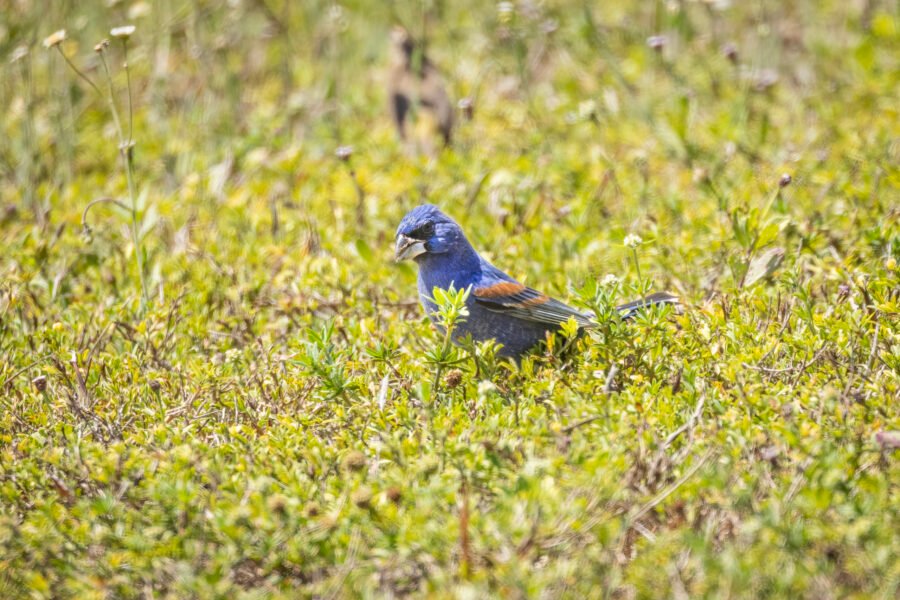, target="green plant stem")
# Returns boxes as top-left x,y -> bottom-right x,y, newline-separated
56,47 -> 103,97
98,53 -> 125,145
100,50 -> 147,308
632,248 -> 644,296
123,41 -> 134,144
18,56 -> 40,225
430,324 -> 454,434
81,197 -> 132,228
